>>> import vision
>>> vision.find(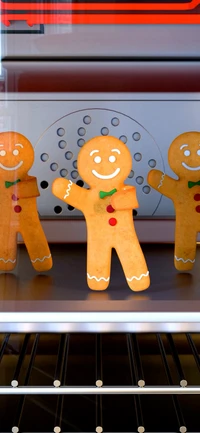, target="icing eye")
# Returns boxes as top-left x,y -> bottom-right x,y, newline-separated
184,149 -> 190,157
13,149 -> 19,156
0,150 -> 6,156
109,155 -> 116,163
94,155 -> 101,164
197,149 -> 200,156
